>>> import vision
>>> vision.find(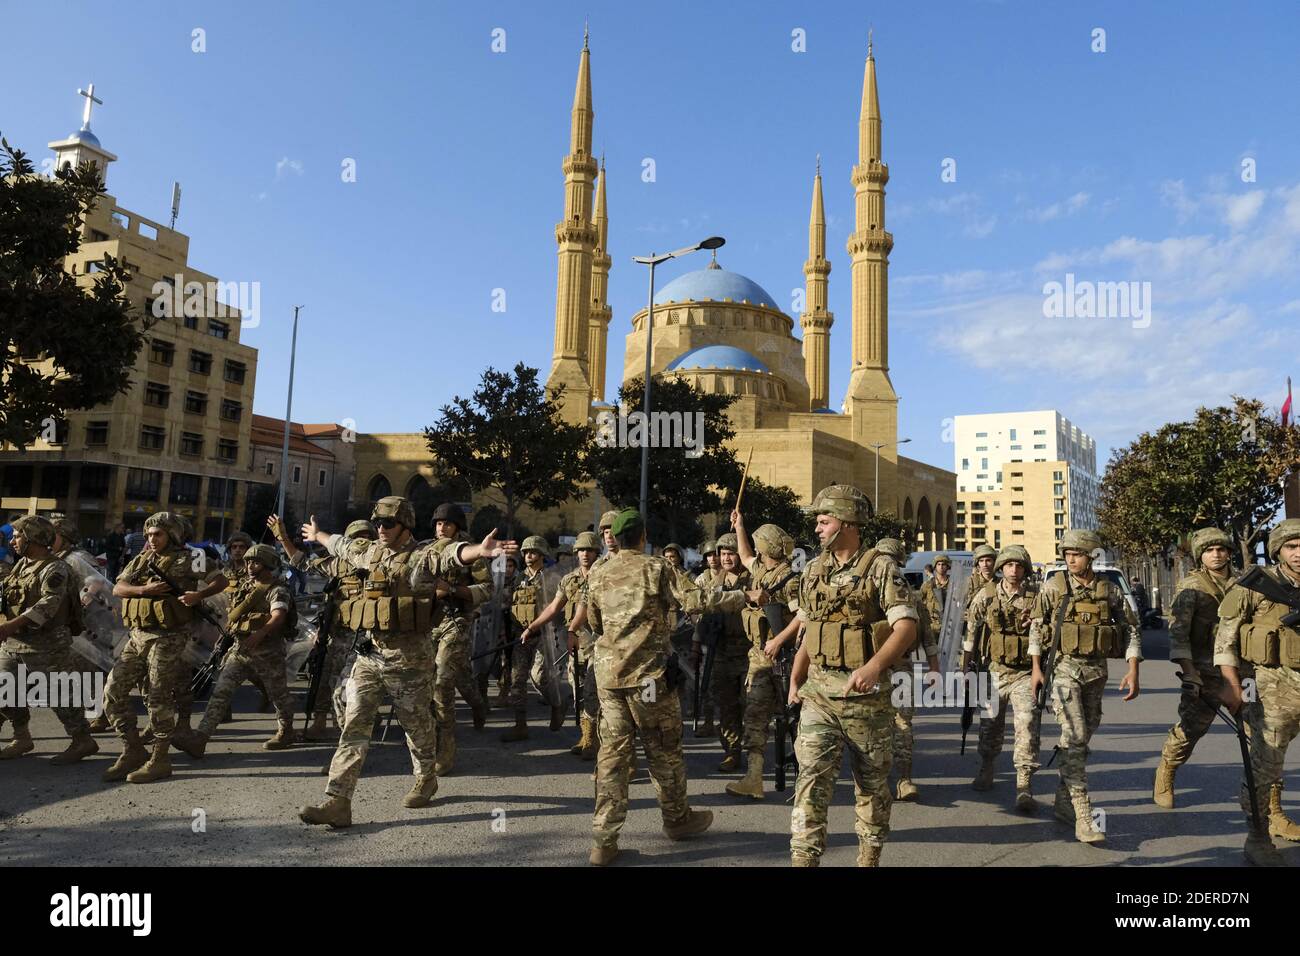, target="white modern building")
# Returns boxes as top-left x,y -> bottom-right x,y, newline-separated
954,410 -> 1096,493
